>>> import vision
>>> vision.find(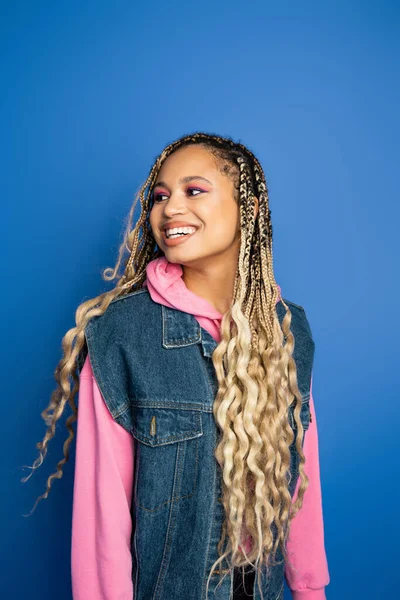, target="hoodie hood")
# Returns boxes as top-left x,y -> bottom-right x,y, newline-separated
143,257 -> 281,344
143,257 -> 223,341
